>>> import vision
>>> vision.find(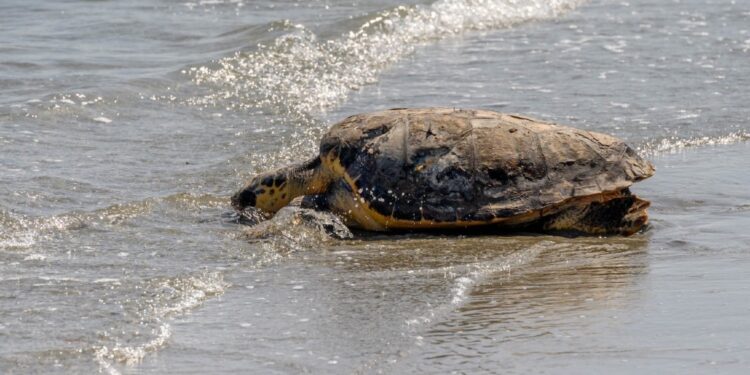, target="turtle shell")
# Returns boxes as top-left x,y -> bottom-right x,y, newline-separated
319,108 -> 654,223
